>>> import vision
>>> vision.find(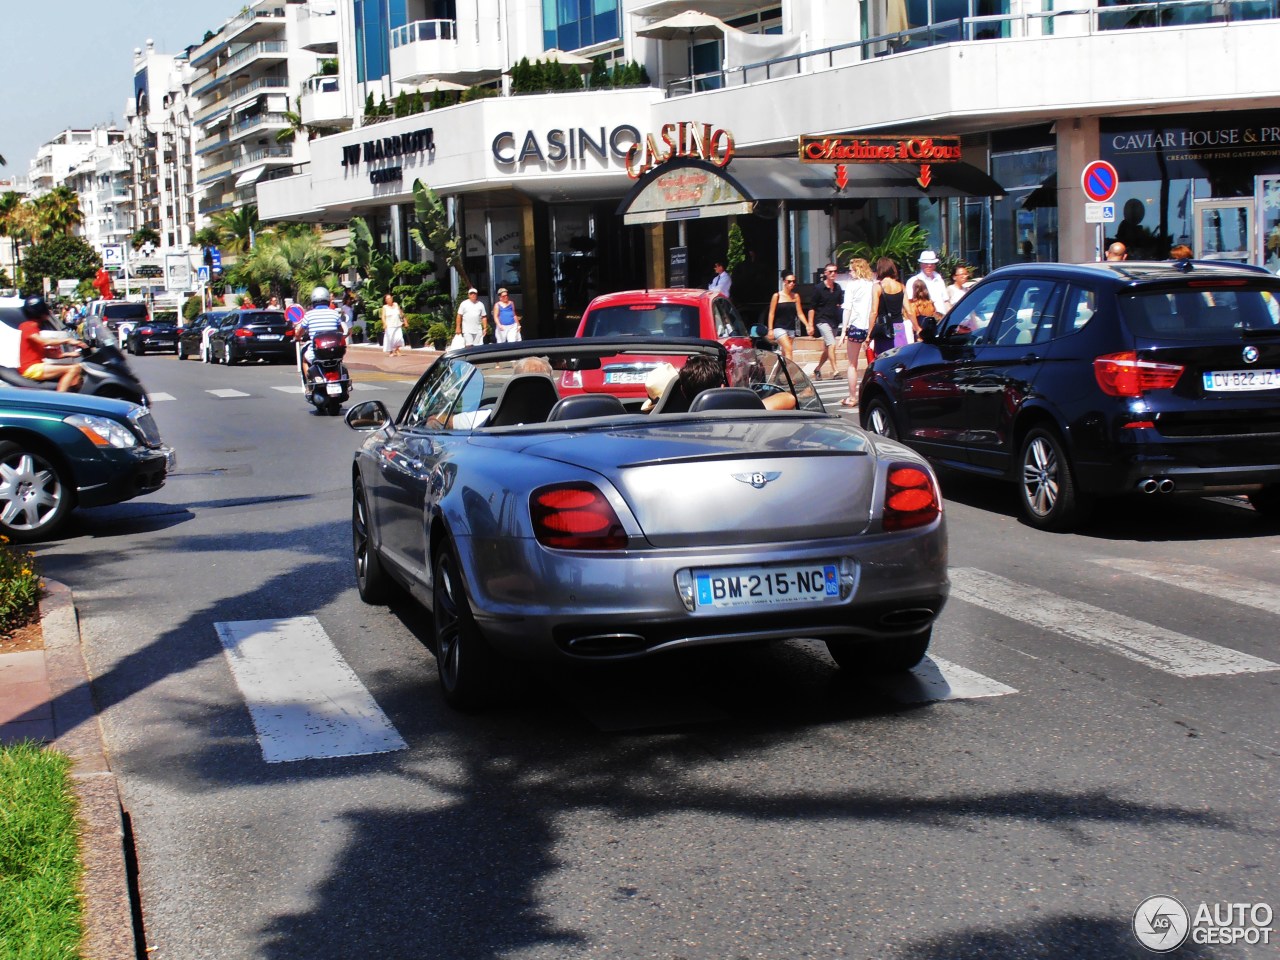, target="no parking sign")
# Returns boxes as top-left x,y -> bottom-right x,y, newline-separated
1081,160 -> 1119,203
286,303 -> 305,327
